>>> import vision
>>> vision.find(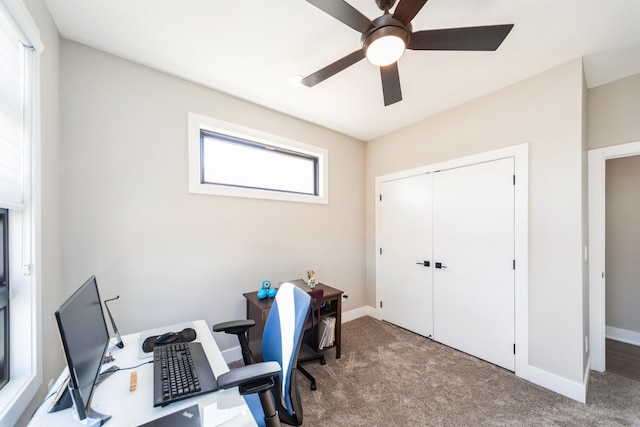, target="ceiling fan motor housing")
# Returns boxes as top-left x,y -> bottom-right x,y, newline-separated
362,14 -> 411,55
